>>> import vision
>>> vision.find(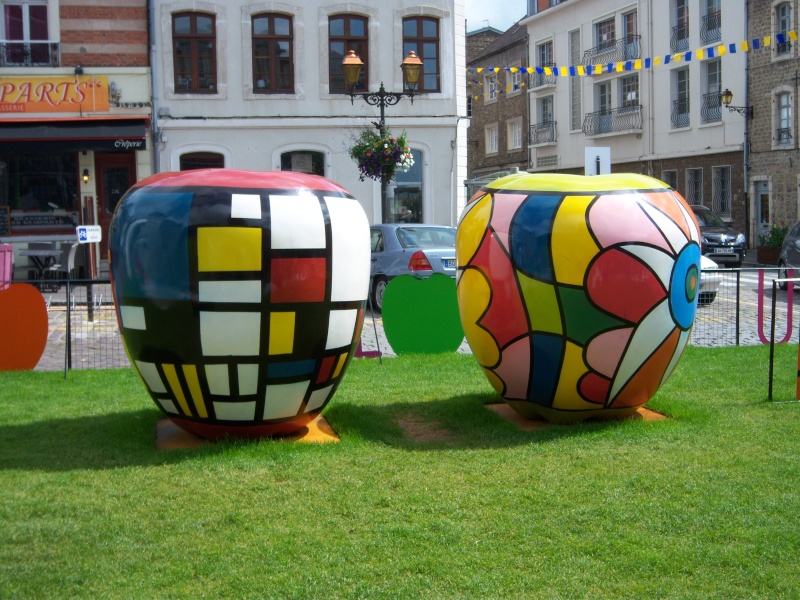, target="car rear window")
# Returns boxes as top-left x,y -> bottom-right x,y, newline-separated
395,227 -> 456,249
